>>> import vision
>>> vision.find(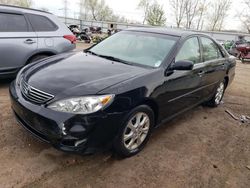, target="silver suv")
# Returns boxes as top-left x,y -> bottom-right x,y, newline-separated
0,5 -> 76,78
